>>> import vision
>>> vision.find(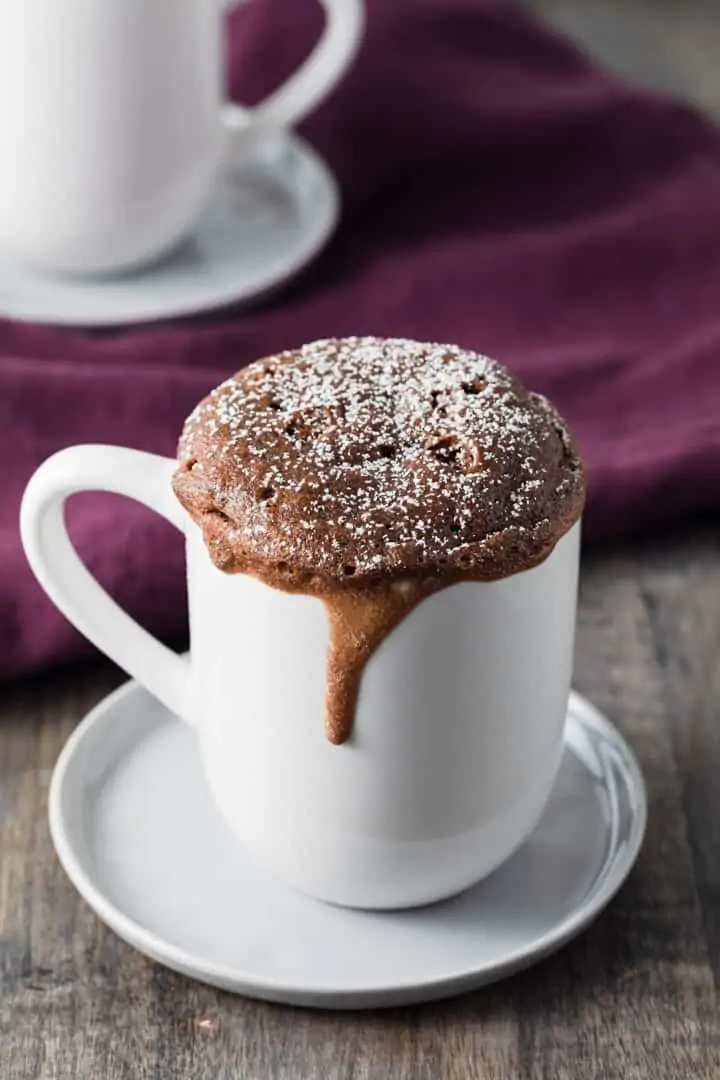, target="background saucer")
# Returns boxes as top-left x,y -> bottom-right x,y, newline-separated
0,132 -> 339,327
